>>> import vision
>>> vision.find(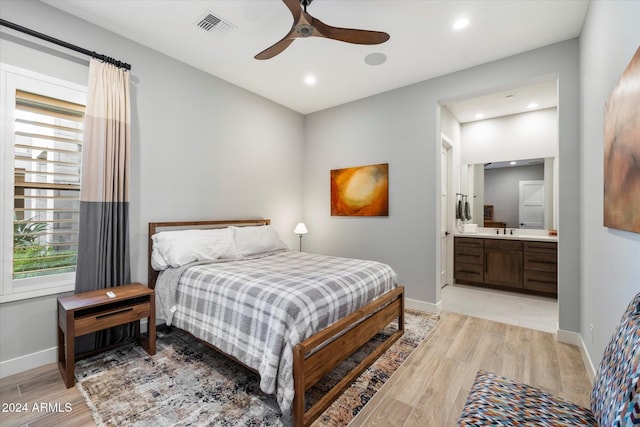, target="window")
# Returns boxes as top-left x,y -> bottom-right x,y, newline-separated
1,65 -> 86,302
